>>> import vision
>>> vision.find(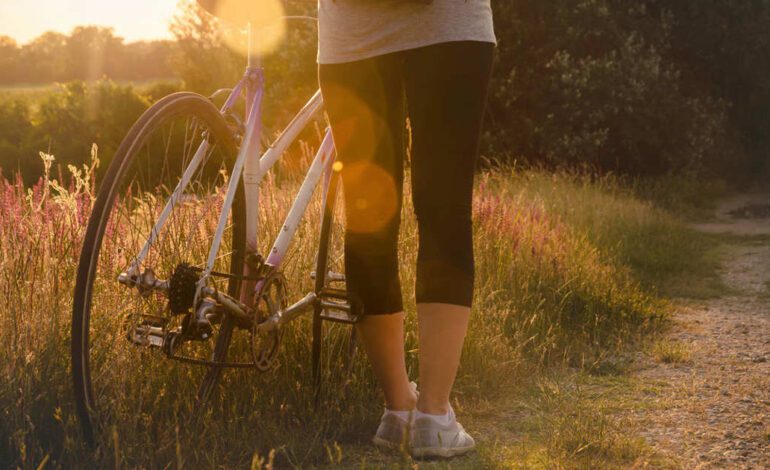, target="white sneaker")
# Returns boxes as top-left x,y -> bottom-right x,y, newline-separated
372,382 -> 418,451
410,405 -> 476,458
372,411 -> 412,450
